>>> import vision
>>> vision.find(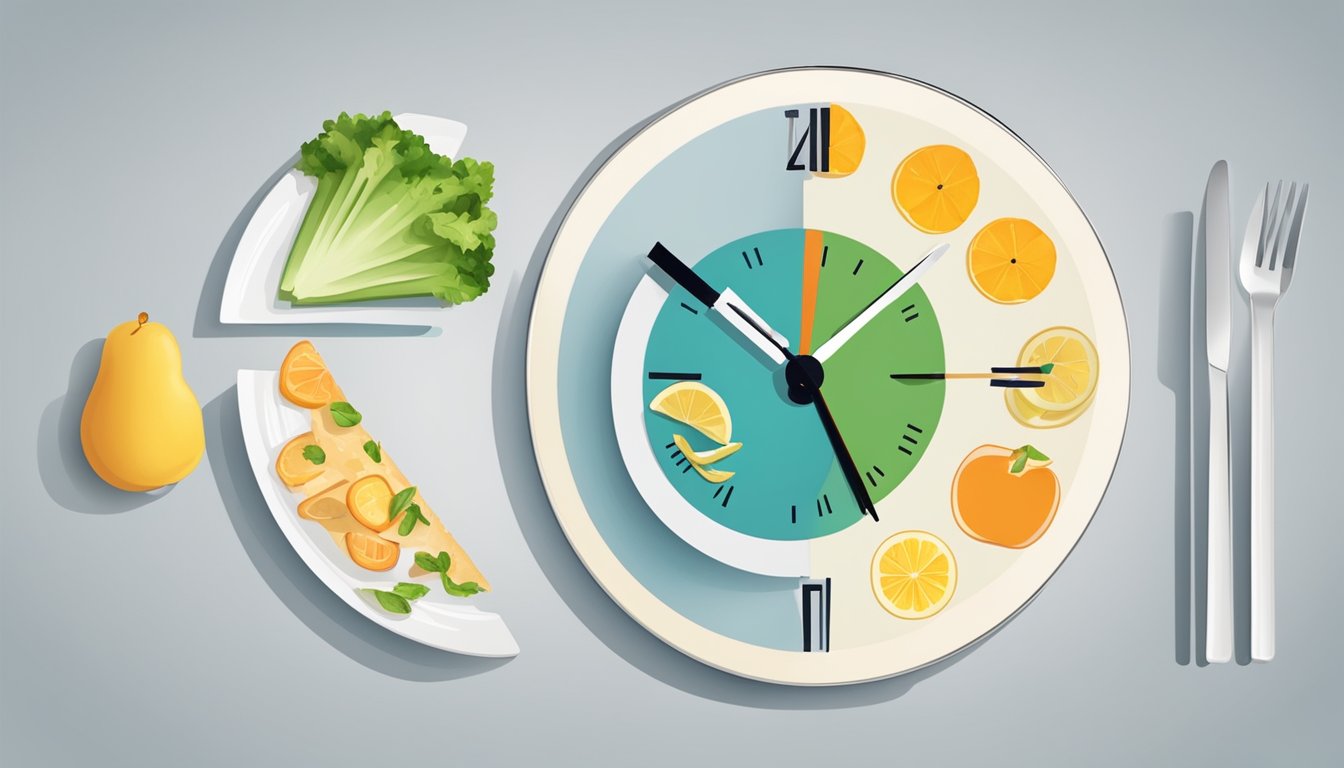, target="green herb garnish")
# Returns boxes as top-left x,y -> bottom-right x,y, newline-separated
330,401 -> 362,427
1009,444 -> 1051,475
397,503 -> 429,536
415,550 -> 484,598
302,445 -> 326,465
363,440 -> 382,463
361,581 -> 432,614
